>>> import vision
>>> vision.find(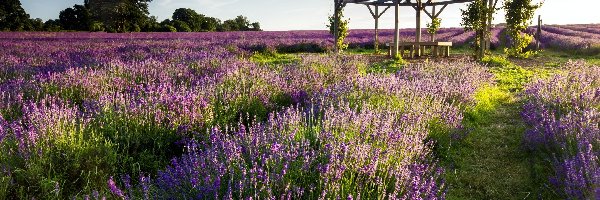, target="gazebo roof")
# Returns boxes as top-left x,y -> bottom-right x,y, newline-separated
343,0 -> 474,7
